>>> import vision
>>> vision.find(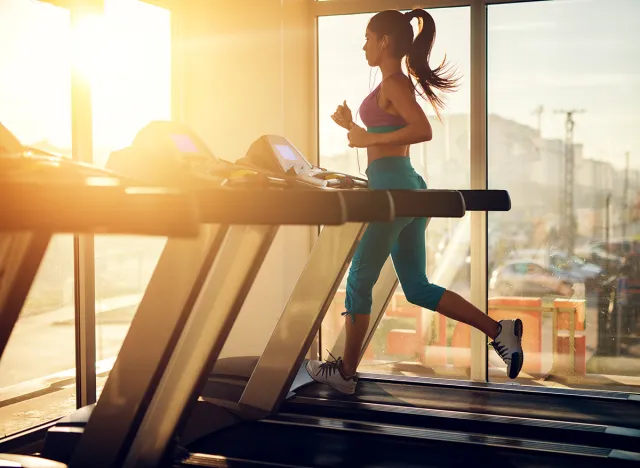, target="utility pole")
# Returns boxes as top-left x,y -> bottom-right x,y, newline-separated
554,109 -> 585,256
532,105 -> 544,136
622,151 -> 630,247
